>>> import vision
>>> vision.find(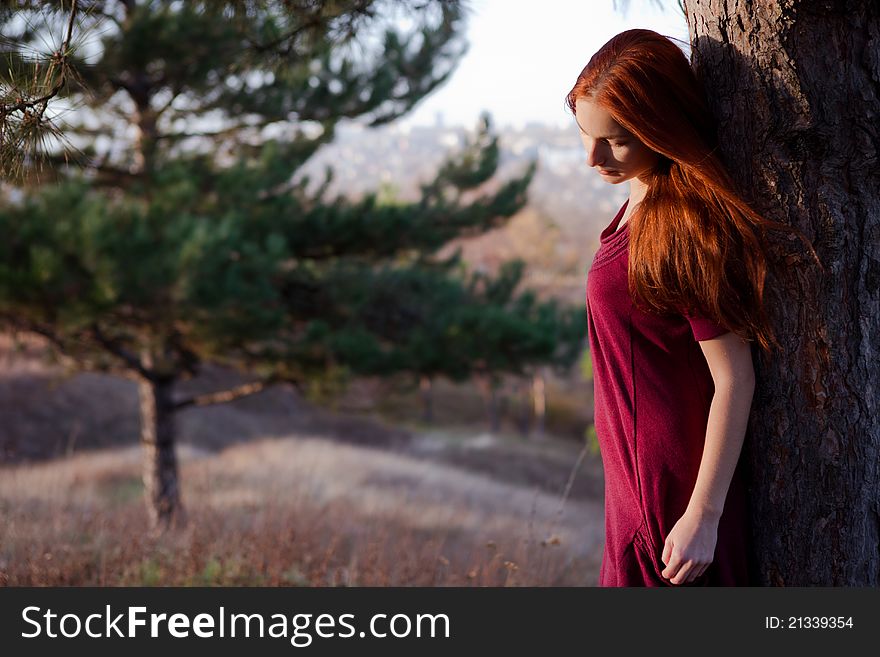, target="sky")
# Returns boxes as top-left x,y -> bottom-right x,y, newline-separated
398,0 -> 690,130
